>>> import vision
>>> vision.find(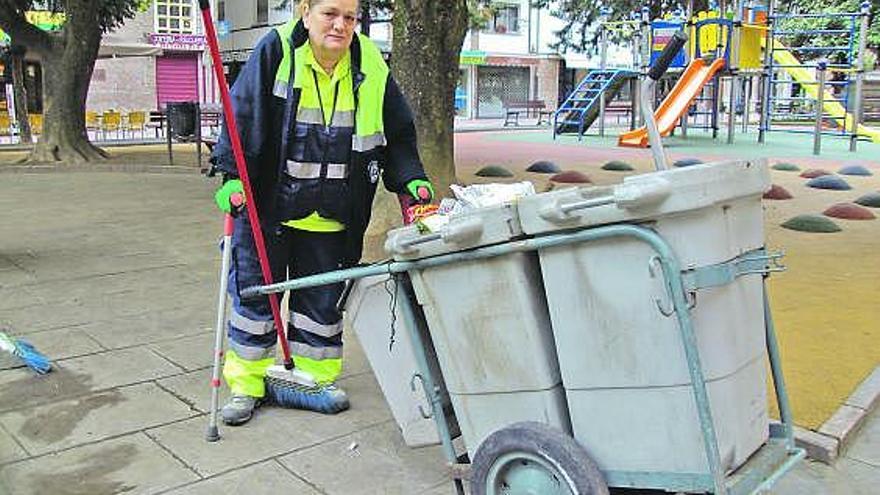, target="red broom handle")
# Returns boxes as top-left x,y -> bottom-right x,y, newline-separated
199,1 -> 293,368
